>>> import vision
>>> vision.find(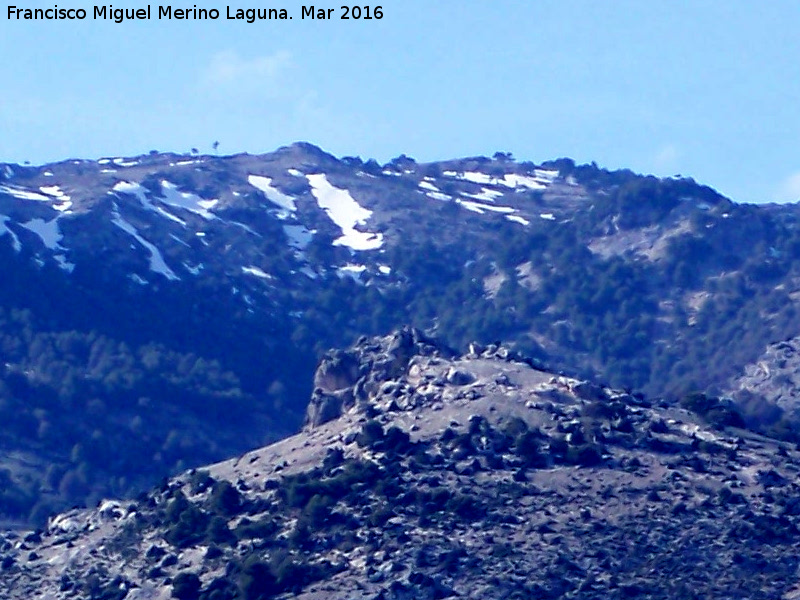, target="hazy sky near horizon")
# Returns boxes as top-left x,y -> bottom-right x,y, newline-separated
1,1 -> 799,203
